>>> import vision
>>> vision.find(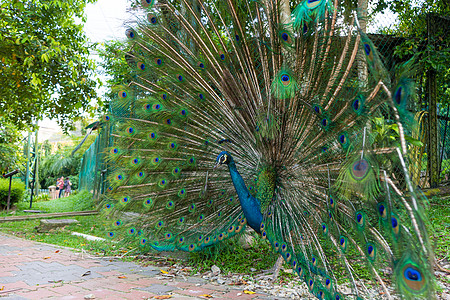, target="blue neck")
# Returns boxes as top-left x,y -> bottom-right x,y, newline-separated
228,160 -> 263,233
